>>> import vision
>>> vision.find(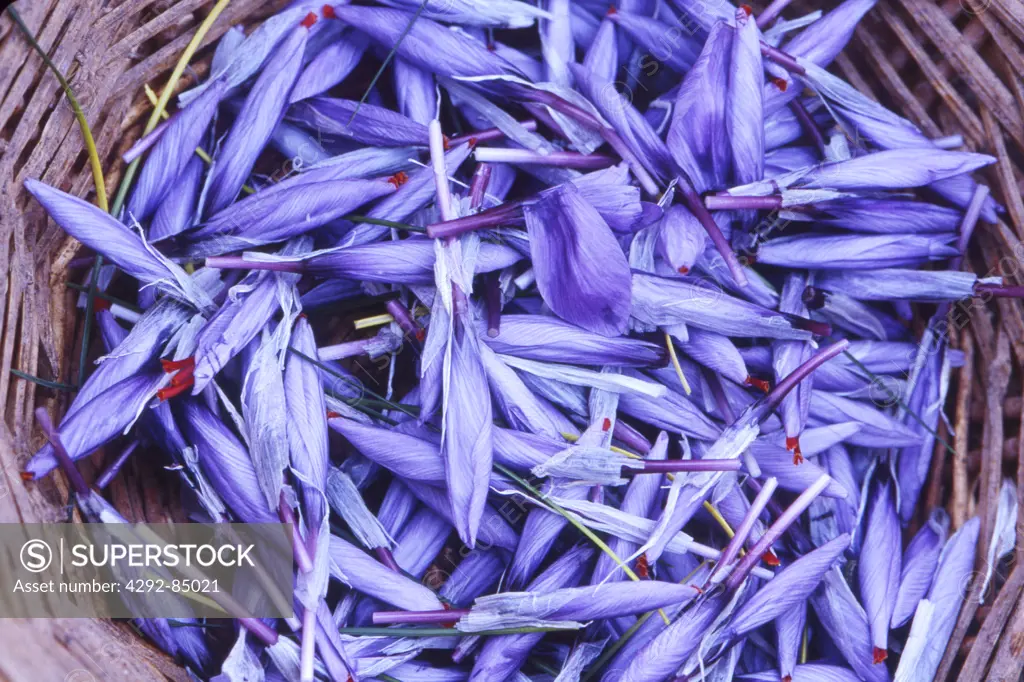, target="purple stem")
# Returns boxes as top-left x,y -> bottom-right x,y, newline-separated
628,459 -> 742,474
447,119 -> 538,147
96,440 -> 141,489
789,314 -> 832,337
205,256 -> 304,273
760,43 -> 806,75
240,617 -> 280,646
522,102 -> 570,139
280,494 -> 314,574
762,339 -> 849,414
375,546 -> 403,573
704,195 -> 784,211
535,91 -> 660,195
469,163 -> 493,210
474,148 -> 616,170
678,181 -> 749,287
385,300 -> 423,342
974,284 -> 1024,298
484,274 -> 502,338
425,201 -> 523,240
725,474 -> 831,590
756,0 -> 794,27
613,421 -> 652,455
789,99 -> 826,156
372,608 -> 469,625
122,116 -> 172,164
709,477 -> 779,584
318,339 -> 371,362
704,368 -> 737,423
34,408 -> 89,496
